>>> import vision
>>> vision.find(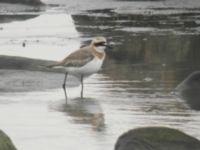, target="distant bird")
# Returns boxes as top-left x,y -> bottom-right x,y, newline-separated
49,36 -> 111,99
175,71 -> 200,110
